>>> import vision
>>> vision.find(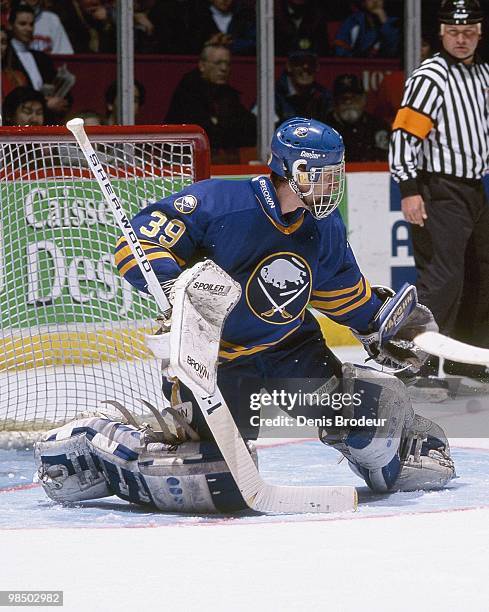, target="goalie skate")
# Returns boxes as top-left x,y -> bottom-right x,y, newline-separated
395,414 -> 455,491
